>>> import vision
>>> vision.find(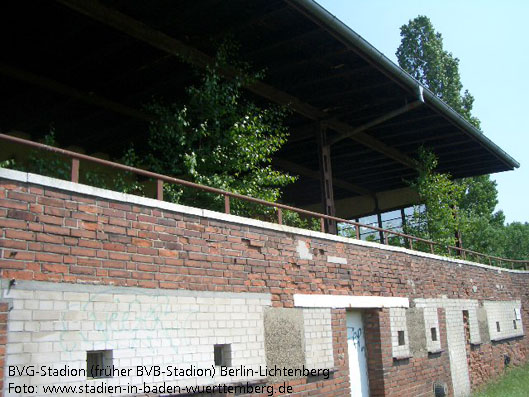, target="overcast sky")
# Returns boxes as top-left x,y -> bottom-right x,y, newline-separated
317,0 -> 529,223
